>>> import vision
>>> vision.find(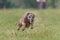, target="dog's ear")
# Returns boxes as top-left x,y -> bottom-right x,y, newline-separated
26,13 -> 30,16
